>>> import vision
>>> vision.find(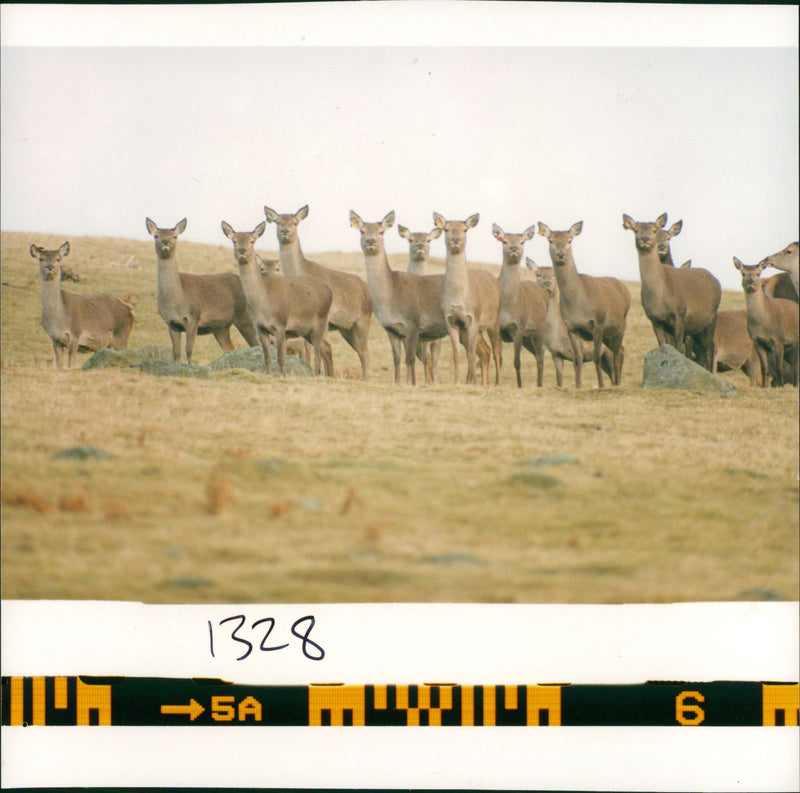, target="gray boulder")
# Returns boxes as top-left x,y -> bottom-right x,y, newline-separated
207,345 -> 314,377
82,345 -> 173,369
642,344 -> 737,394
